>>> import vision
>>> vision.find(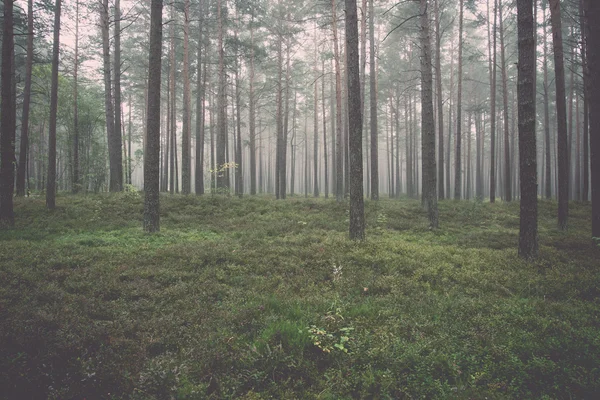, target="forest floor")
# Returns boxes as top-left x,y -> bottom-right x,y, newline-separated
0,193 -> 599,399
